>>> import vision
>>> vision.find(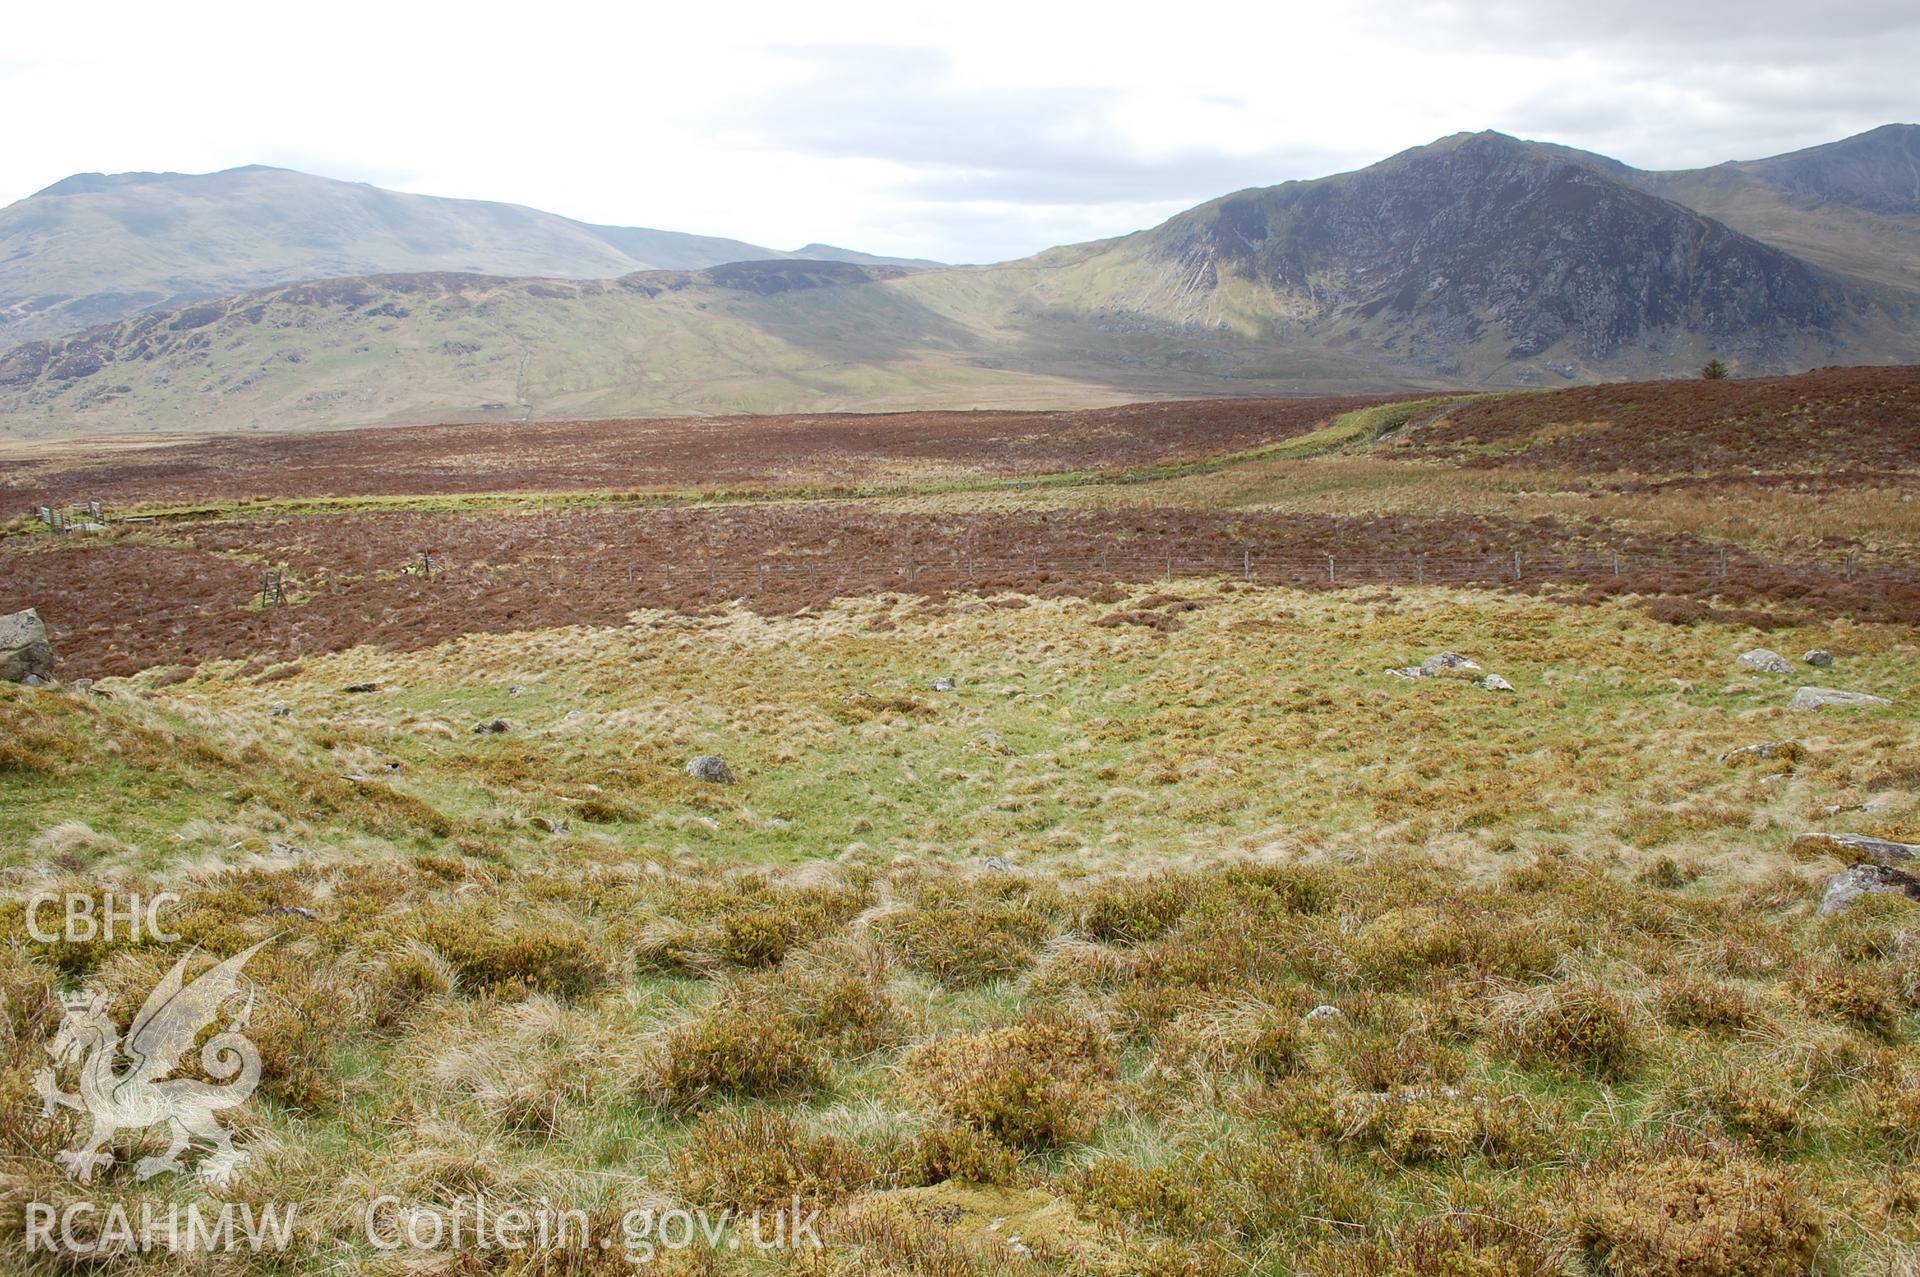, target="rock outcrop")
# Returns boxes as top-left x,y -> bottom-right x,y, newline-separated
1789,686 -> 1892,710
1820,864 -> 1920,914
0,609 -> 53,683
